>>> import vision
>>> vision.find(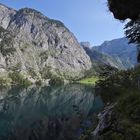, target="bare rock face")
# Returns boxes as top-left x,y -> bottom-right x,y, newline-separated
92,104 -> 115,138
0,4 -> 16,29
0,4 -> 92,82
